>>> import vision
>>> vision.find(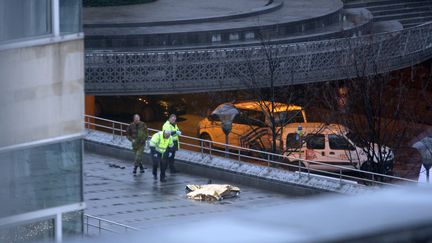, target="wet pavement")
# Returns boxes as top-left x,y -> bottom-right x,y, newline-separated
84,152 -> 299,229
